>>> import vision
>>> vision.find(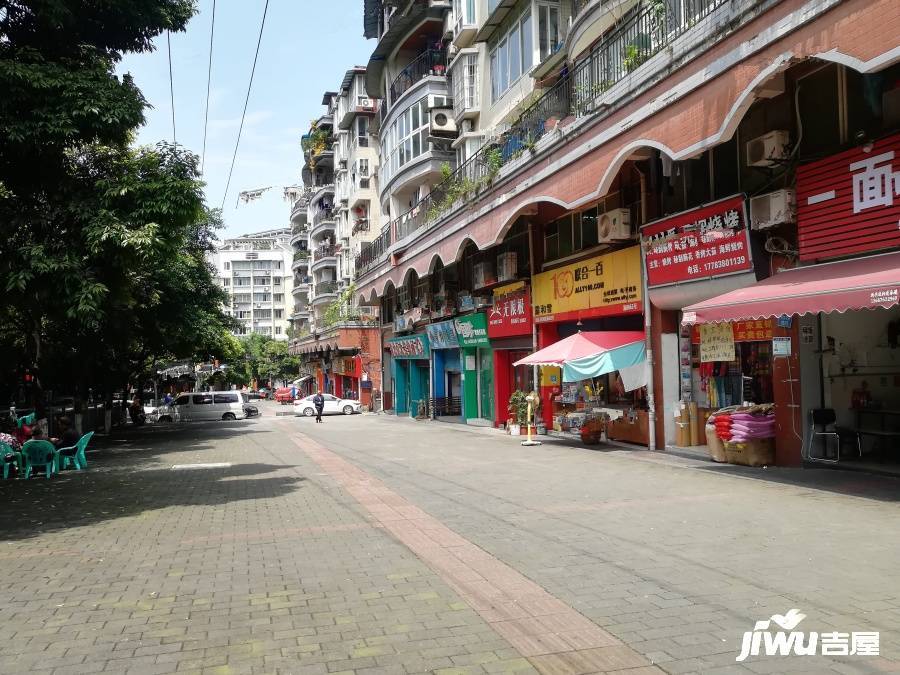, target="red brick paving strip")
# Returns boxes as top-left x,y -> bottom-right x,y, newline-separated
290,431 -> 663,675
